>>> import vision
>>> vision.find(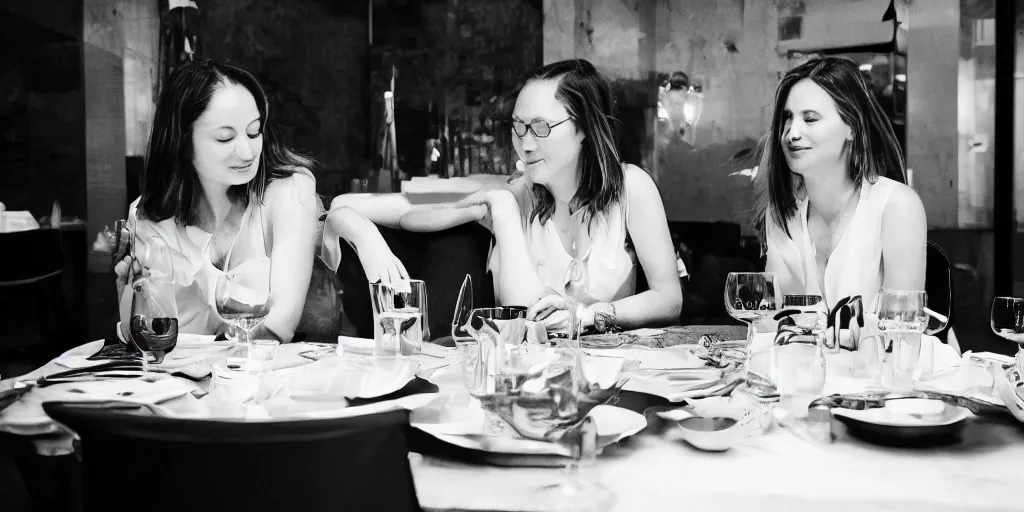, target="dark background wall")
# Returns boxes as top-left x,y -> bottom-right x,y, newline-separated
371,0 -> 543,180
197,0 -> 370,196
0,1 -> 87,219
